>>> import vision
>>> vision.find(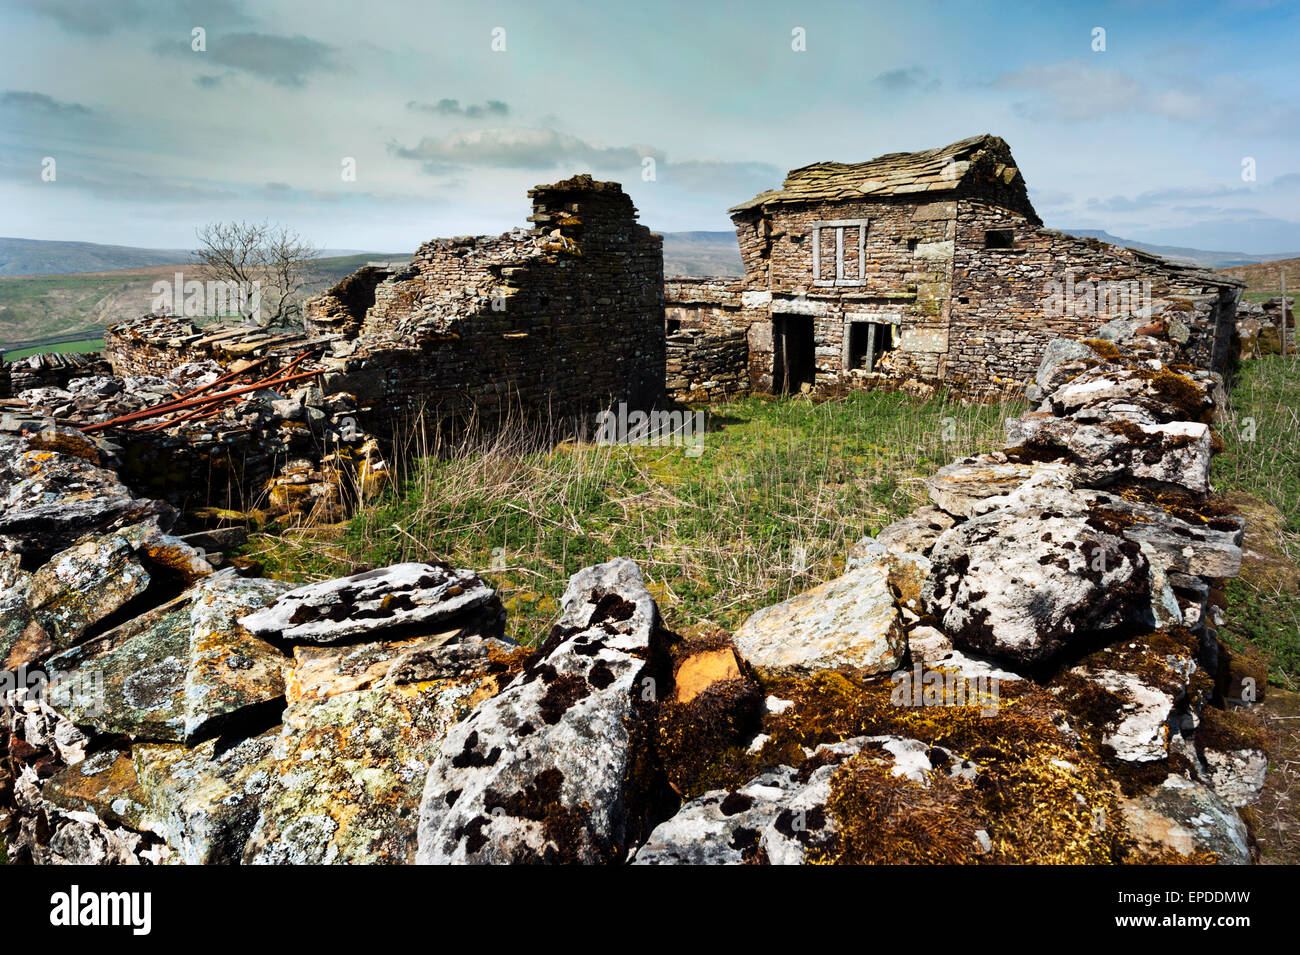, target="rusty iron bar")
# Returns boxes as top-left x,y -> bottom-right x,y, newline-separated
82,357 -> 273,433
82,349 -> 317,433
128,358 -> 314,433
114,366 -> 325,433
